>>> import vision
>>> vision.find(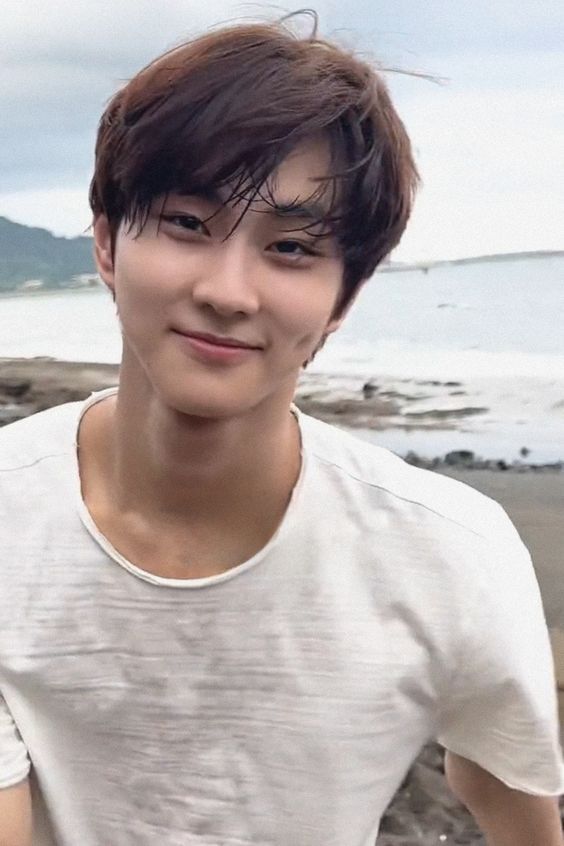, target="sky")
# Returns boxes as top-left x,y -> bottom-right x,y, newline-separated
1,0 -> 563,262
